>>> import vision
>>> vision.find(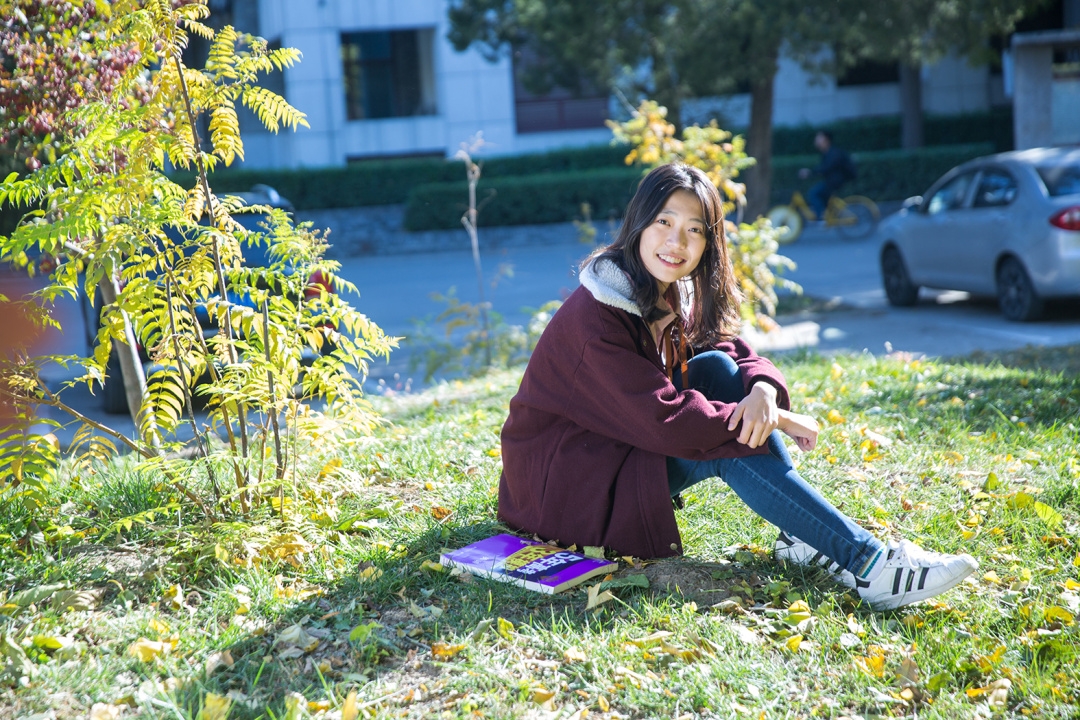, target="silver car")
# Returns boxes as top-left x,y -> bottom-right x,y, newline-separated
879,147 -> 1080,321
